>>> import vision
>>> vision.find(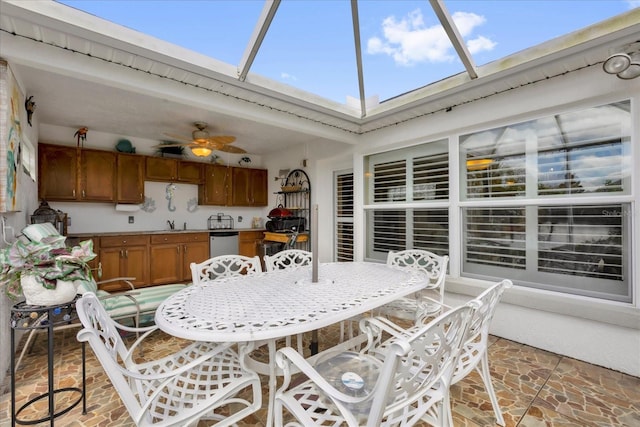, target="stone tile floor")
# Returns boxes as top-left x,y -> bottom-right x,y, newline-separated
2,322 -> 639,426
